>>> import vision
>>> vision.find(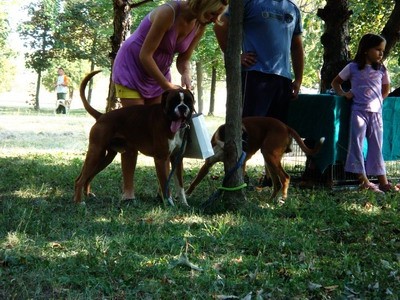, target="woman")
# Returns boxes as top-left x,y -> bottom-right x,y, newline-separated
112,0 -> 228,201
113,0 -> 227,106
